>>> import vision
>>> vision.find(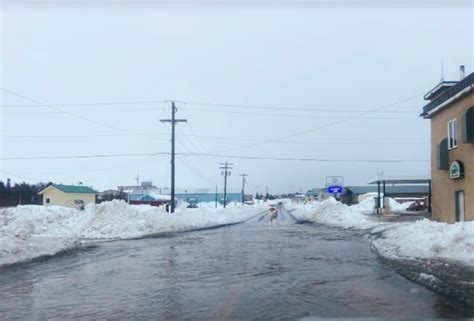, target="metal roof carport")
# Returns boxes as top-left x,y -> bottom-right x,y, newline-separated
368,177 -> 432,213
